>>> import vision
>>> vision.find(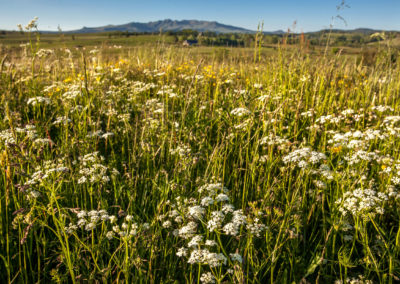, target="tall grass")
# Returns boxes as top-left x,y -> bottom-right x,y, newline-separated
0,26 -> 400,283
